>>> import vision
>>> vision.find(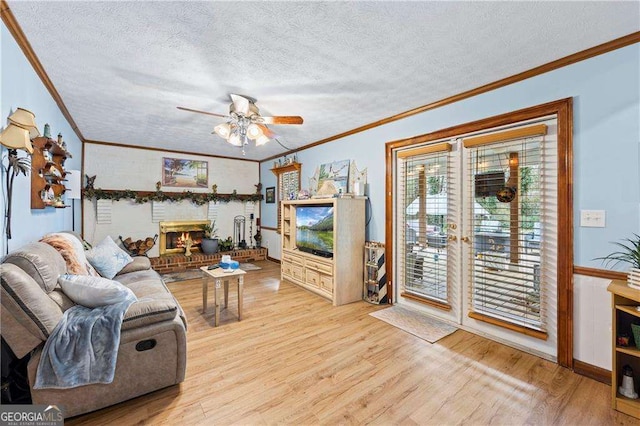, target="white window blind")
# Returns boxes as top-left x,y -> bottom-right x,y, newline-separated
277,170 -> 300,232
464,123 -> 556,336
397,143 -> 455,307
